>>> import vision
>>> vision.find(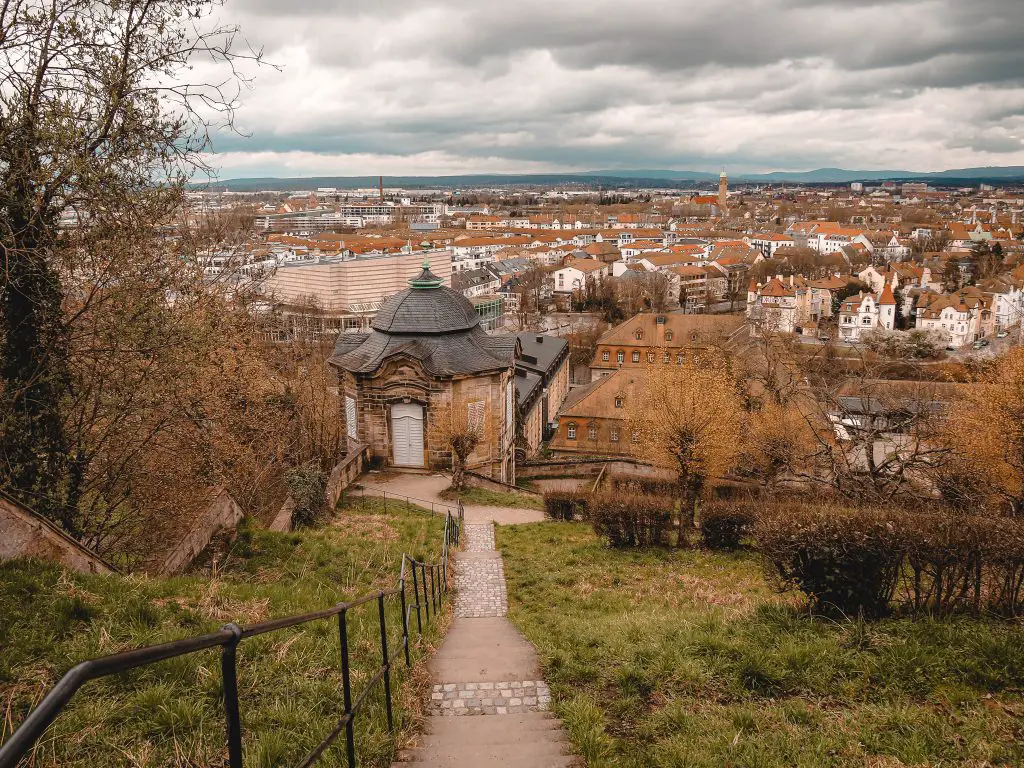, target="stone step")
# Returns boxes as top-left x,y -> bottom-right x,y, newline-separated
429,618 -> 540,683
415,713 -> 565,745
454,550 -> 501,560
